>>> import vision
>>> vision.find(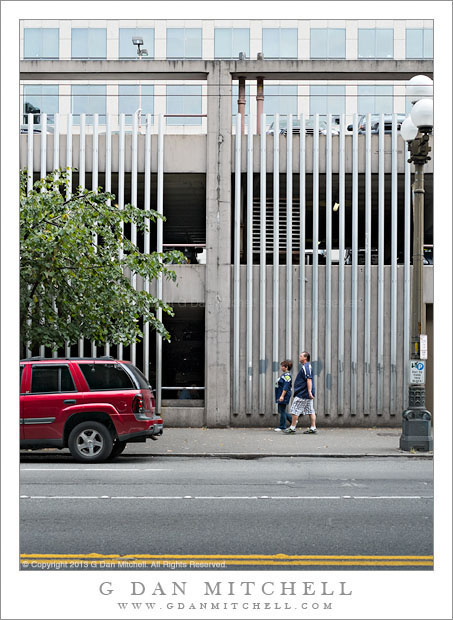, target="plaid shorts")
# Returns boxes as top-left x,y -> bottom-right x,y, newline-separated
290,397 -> 315,417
